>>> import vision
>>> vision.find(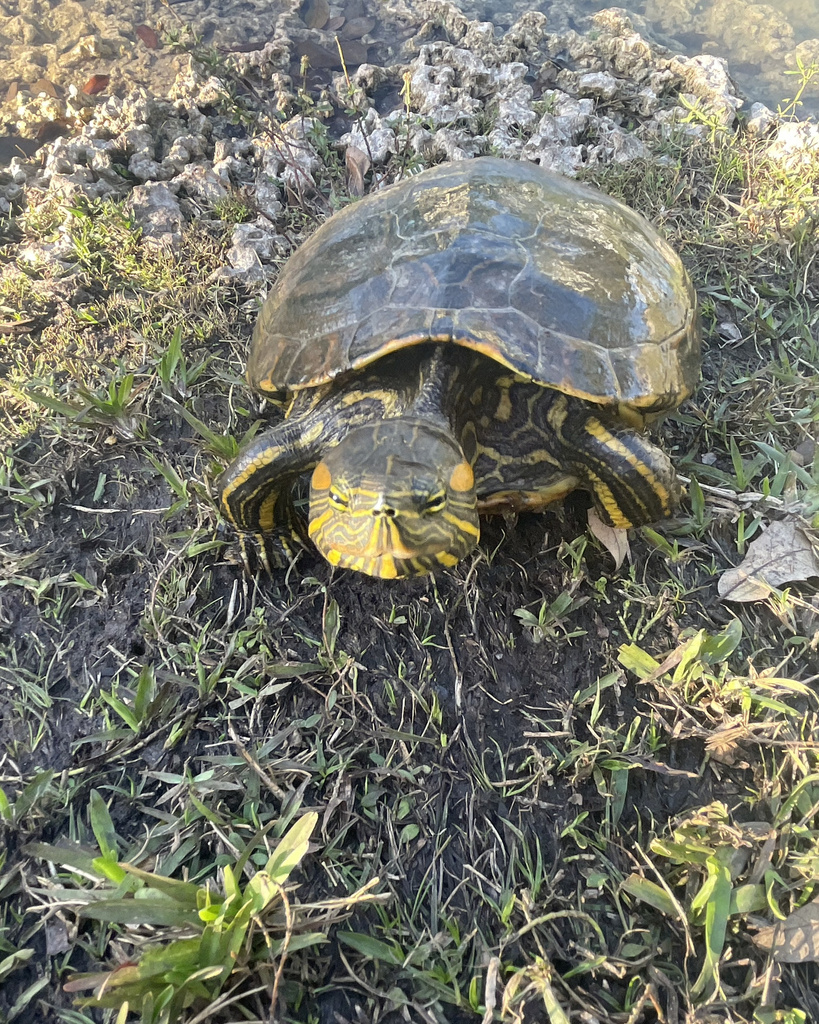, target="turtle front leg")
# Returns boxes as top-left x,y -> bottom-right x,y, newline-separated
563,410 -> 681,529
217,418 -> 323,572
